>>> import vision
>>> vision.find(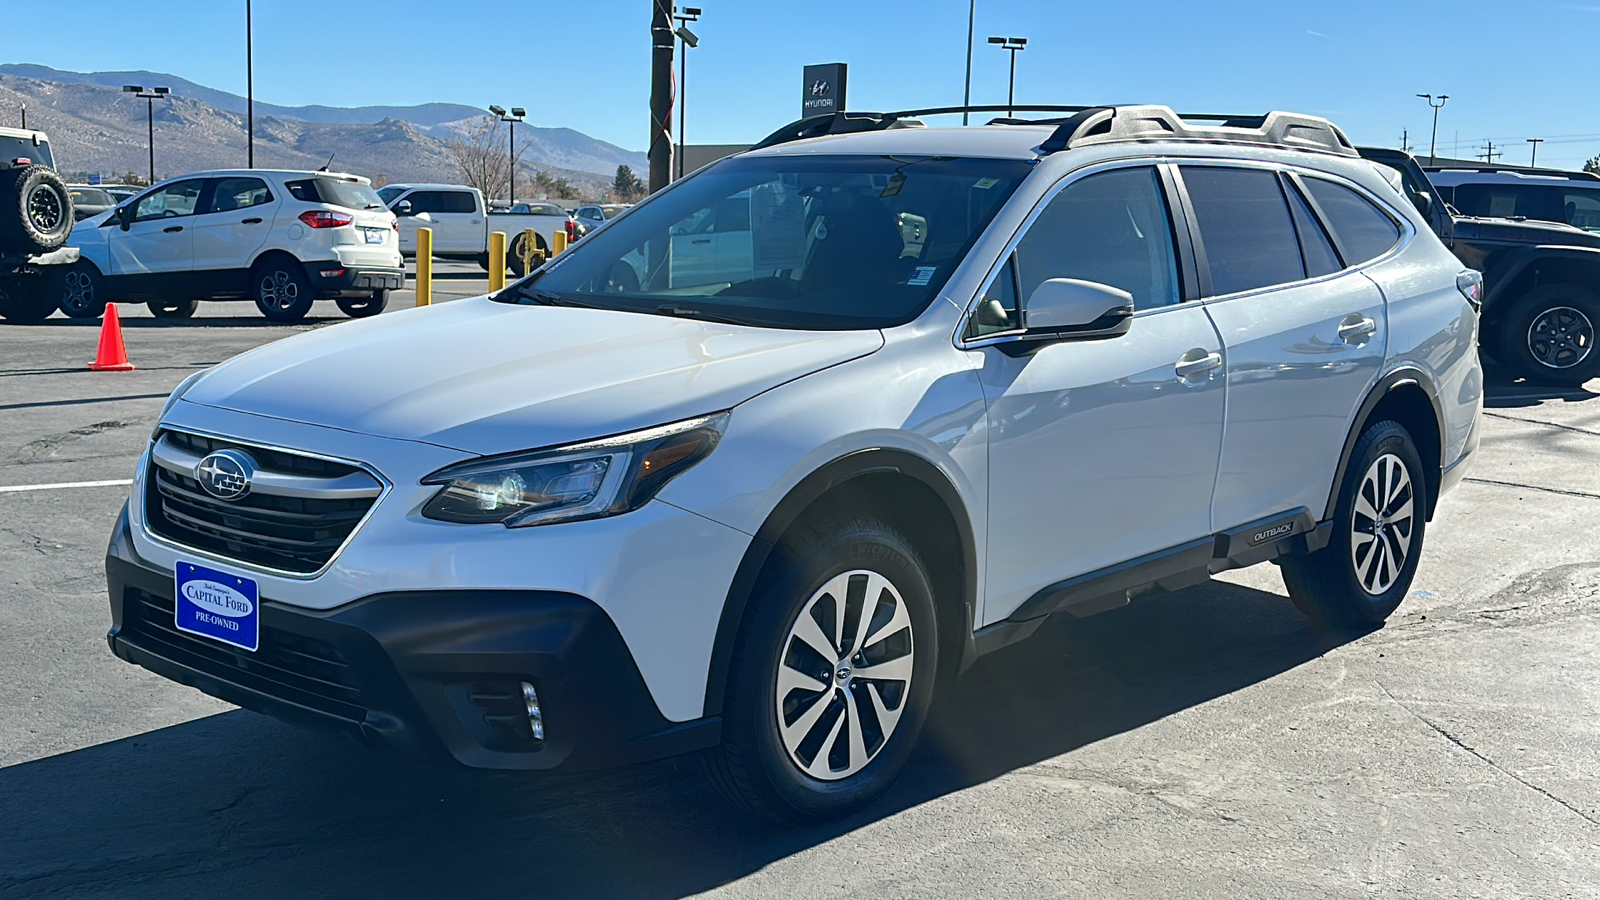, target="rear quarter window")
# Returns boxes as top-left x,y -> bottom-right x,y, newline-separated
1303,178 -> 1402,265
